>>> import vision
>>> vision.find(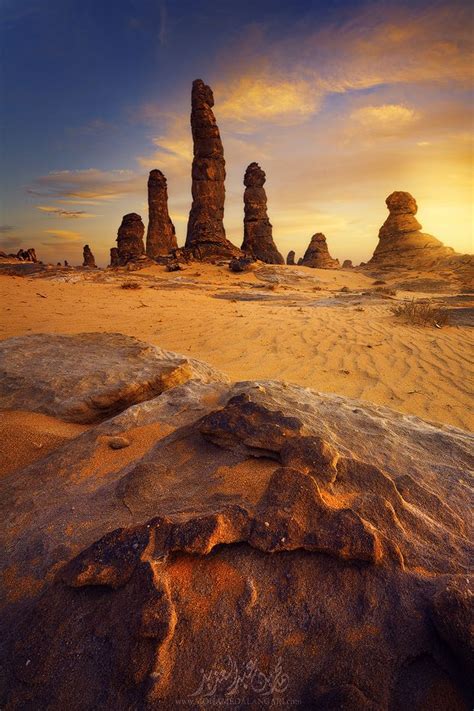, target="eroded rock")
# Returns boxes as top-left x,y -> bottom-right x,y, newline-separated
116,213 -> 145,265
301,233 -> 339,269
82,244 -> 96,268
146,169 -> 177,258
287,250 -> 296,265
241,162 -> 283,264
